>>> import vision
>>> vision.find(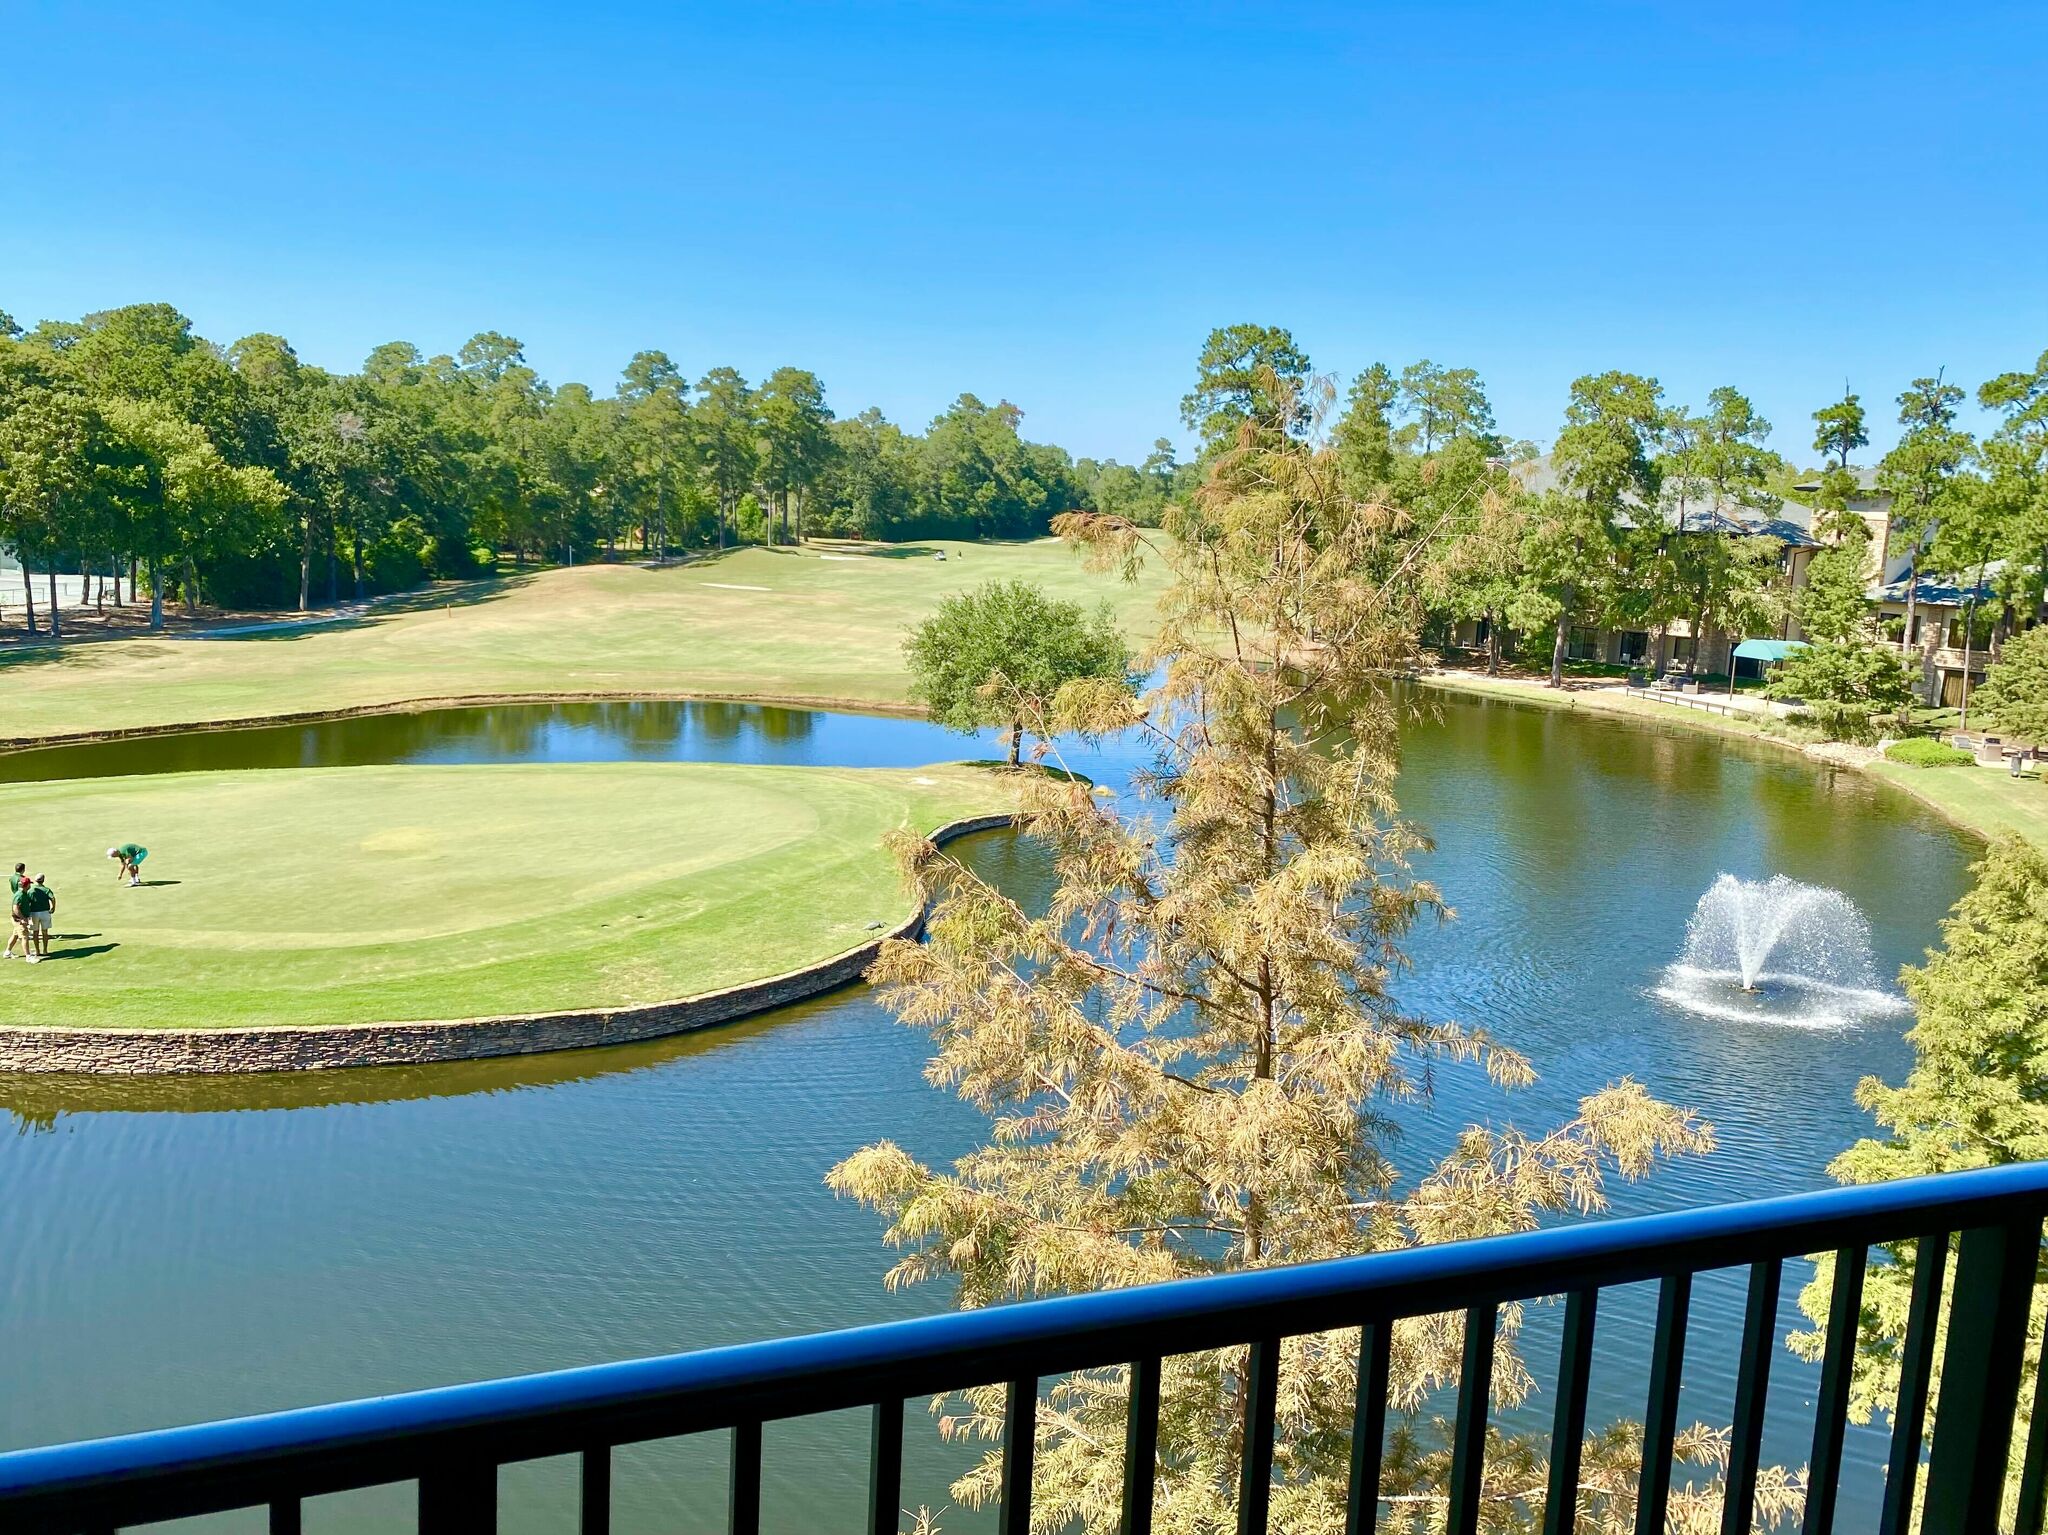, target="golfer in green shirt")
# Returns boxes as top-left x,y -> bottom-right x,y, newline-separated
109,843 -> 149,887
25,877 -> 54,959
10,879 -> 40,963
3,864 -> 27,960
